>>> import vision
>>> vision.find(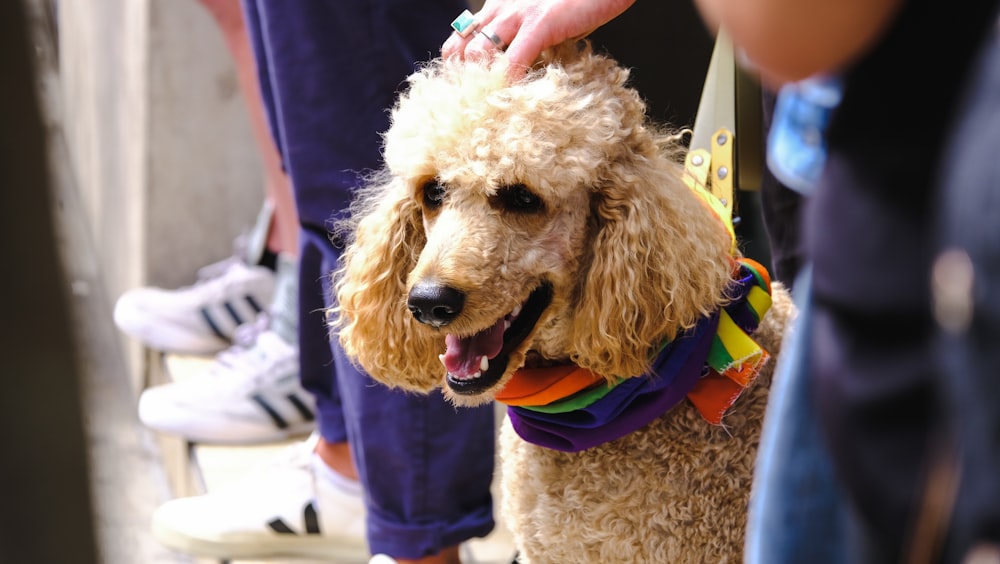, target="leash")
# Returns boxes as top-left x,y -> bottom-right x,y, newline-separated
683,29 -> 764,252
